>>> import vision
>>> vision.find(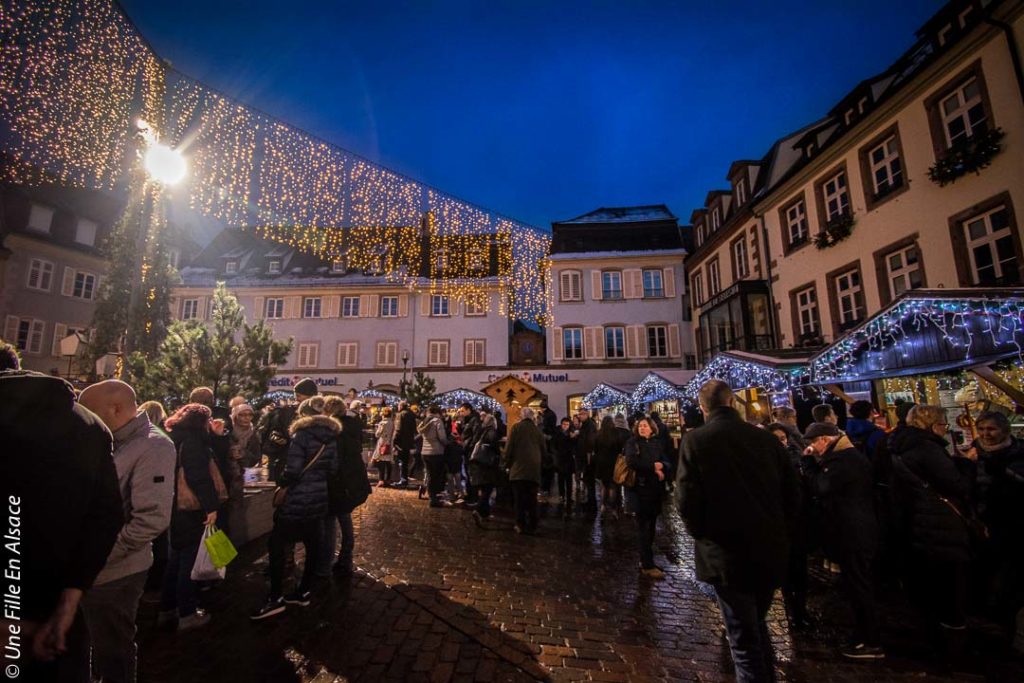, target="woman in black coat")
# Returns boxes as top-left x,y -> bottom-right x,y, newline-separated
624,417 -> 673,578
551,418 -> 576,514
890,404 -> 975,655
594,416 -> 626,515
470,408 -> 501,524
159,403 -> 221,631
